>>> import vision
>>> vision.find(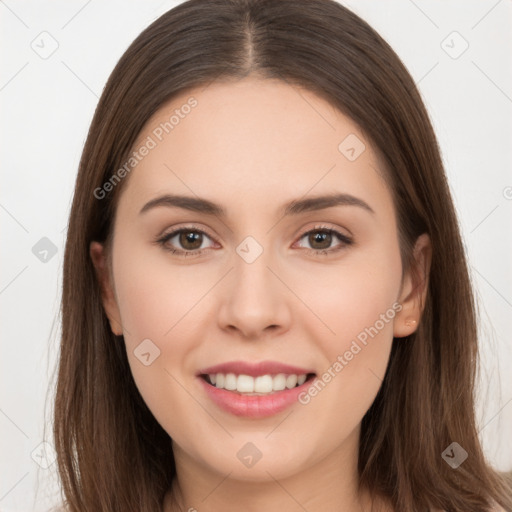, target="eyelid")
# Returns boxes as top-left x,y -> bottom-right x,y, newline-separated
293,222 -> 352,240
158,222 -> 217,240
157,222 -> 349,242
